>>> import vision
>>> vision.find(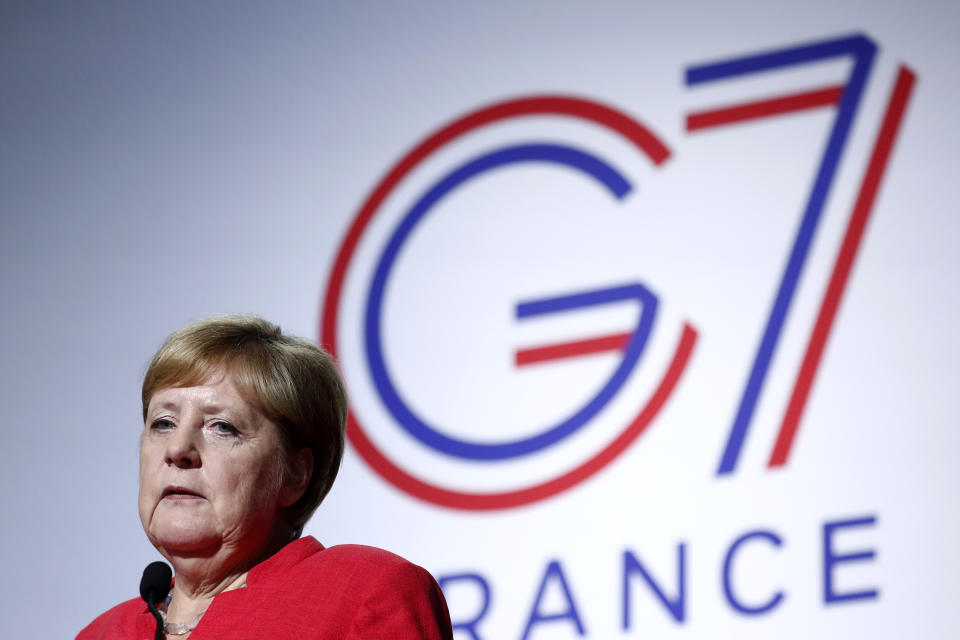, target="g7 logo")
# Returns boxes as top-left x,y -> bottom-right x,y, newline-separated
321,33 -> 915,508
